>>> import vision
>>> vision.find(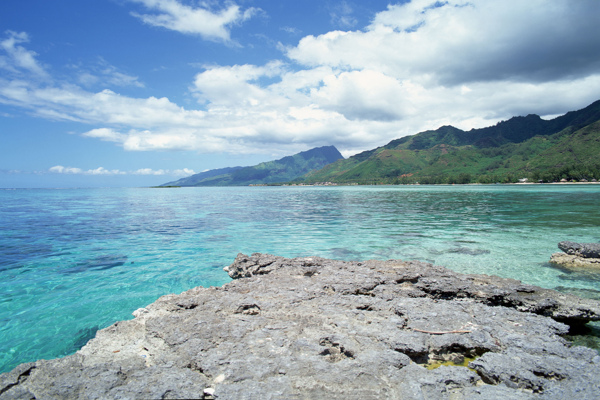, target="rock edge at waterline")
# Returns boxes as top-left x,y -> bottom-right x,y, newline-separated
2,253 -> 600,399
550,241 -> 600,270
